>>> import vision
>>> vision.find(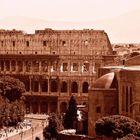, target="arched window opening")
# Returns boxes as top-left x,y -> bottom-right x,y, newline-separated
41,80 -> 48,92
50,102 -> 57,113
5,60 -> 10,71
71,81 -> 78,93
32,81 -> 39,92
41,102 -> 48,114
24,80 -> 30,92
32,102 -> 38,114
51,80 -> 58,92
11,60 -> 16,72
0,60 -> 4,71
60,102 -> 67,113
33,61 -> 39,72
17,61 -> 23,72
96,106 -> 101,113
82,82 -> 89,93
26,61 -> 31,72
61,81 -> 67,93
